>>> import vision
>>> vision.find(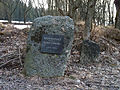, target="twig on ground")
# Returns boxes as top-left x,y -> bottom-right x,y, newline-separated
18,46 -> 23,66
0,58 -> 18,68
